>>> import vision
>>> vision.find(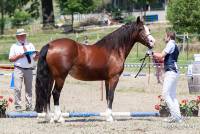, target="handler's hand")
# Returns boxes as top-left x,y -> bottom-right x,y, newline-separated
153,52 -> 164,62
